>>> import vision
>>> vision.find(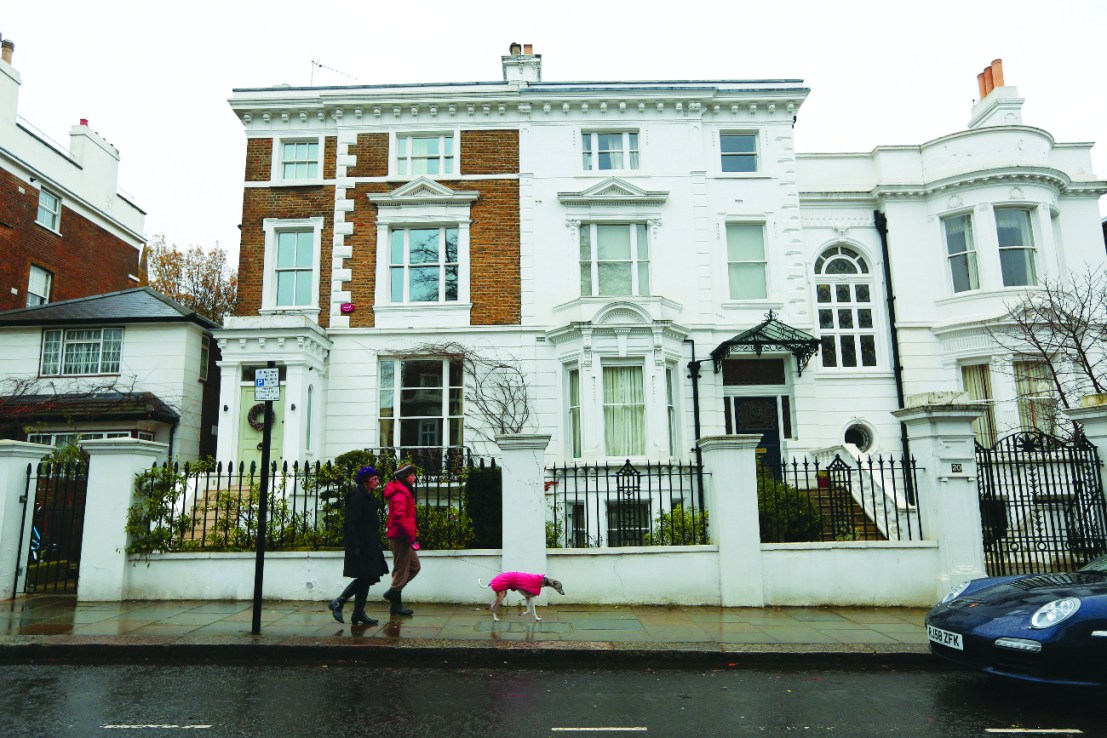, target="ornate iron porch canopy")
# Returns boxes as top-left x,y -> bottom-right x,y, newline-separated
710,312 -> 821,375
